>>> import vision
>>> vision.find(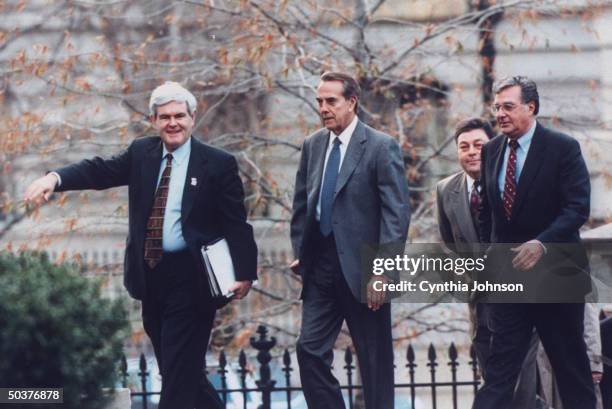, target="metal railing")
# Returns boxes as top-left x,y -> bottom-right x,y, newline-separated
119,325 -> 481,409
